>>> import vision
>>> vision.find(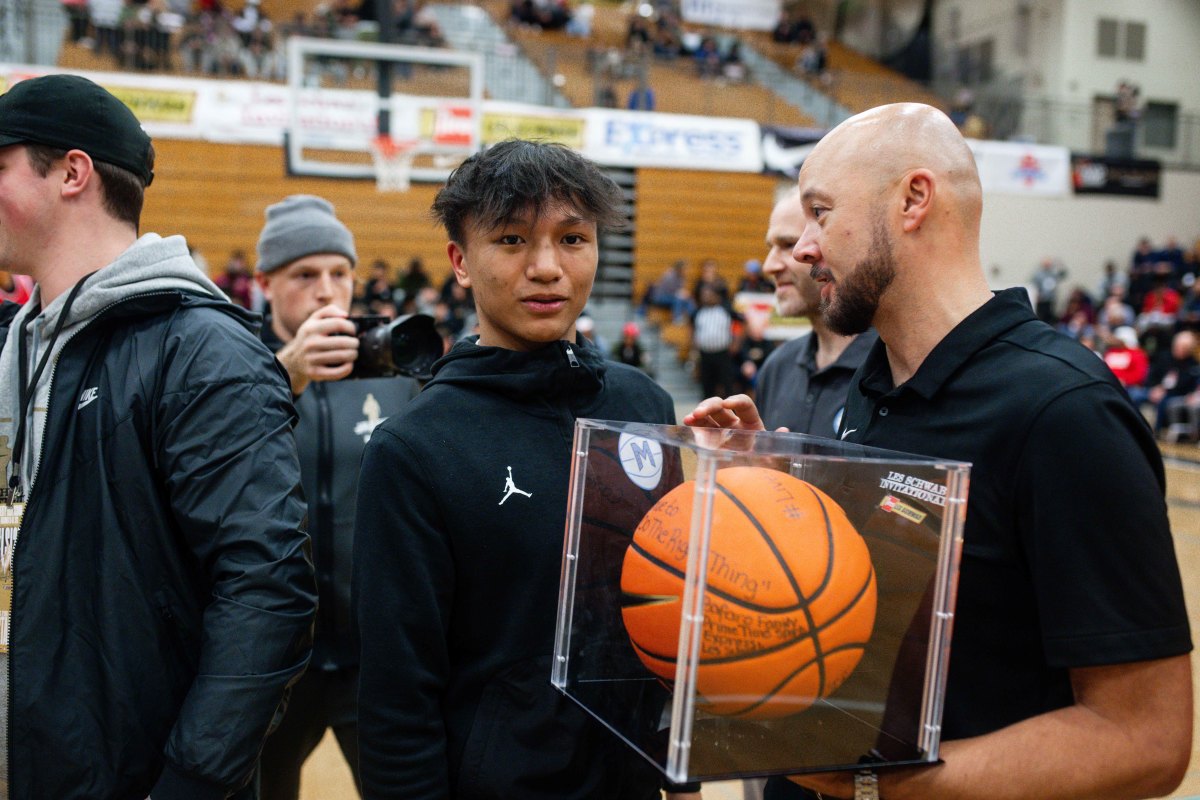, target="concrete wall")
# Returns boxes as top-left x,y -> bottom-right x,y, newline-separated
1056,0 -> 1200,109
980,168 -> 1200,298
